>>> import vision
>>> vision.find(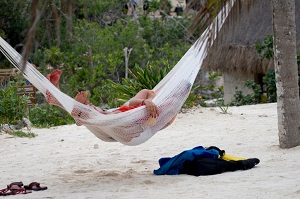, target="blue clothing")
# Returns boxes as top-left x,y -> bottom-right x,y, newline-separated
25,79 -> 32,85
153,146 -> 219,175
